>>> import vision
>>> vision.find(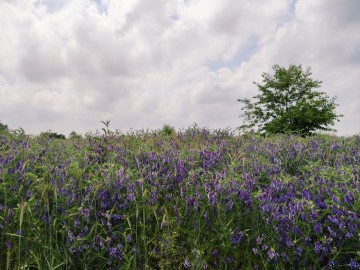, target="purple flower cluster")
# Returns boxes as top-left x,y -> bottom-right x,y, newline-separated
0,131 -> 359,269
